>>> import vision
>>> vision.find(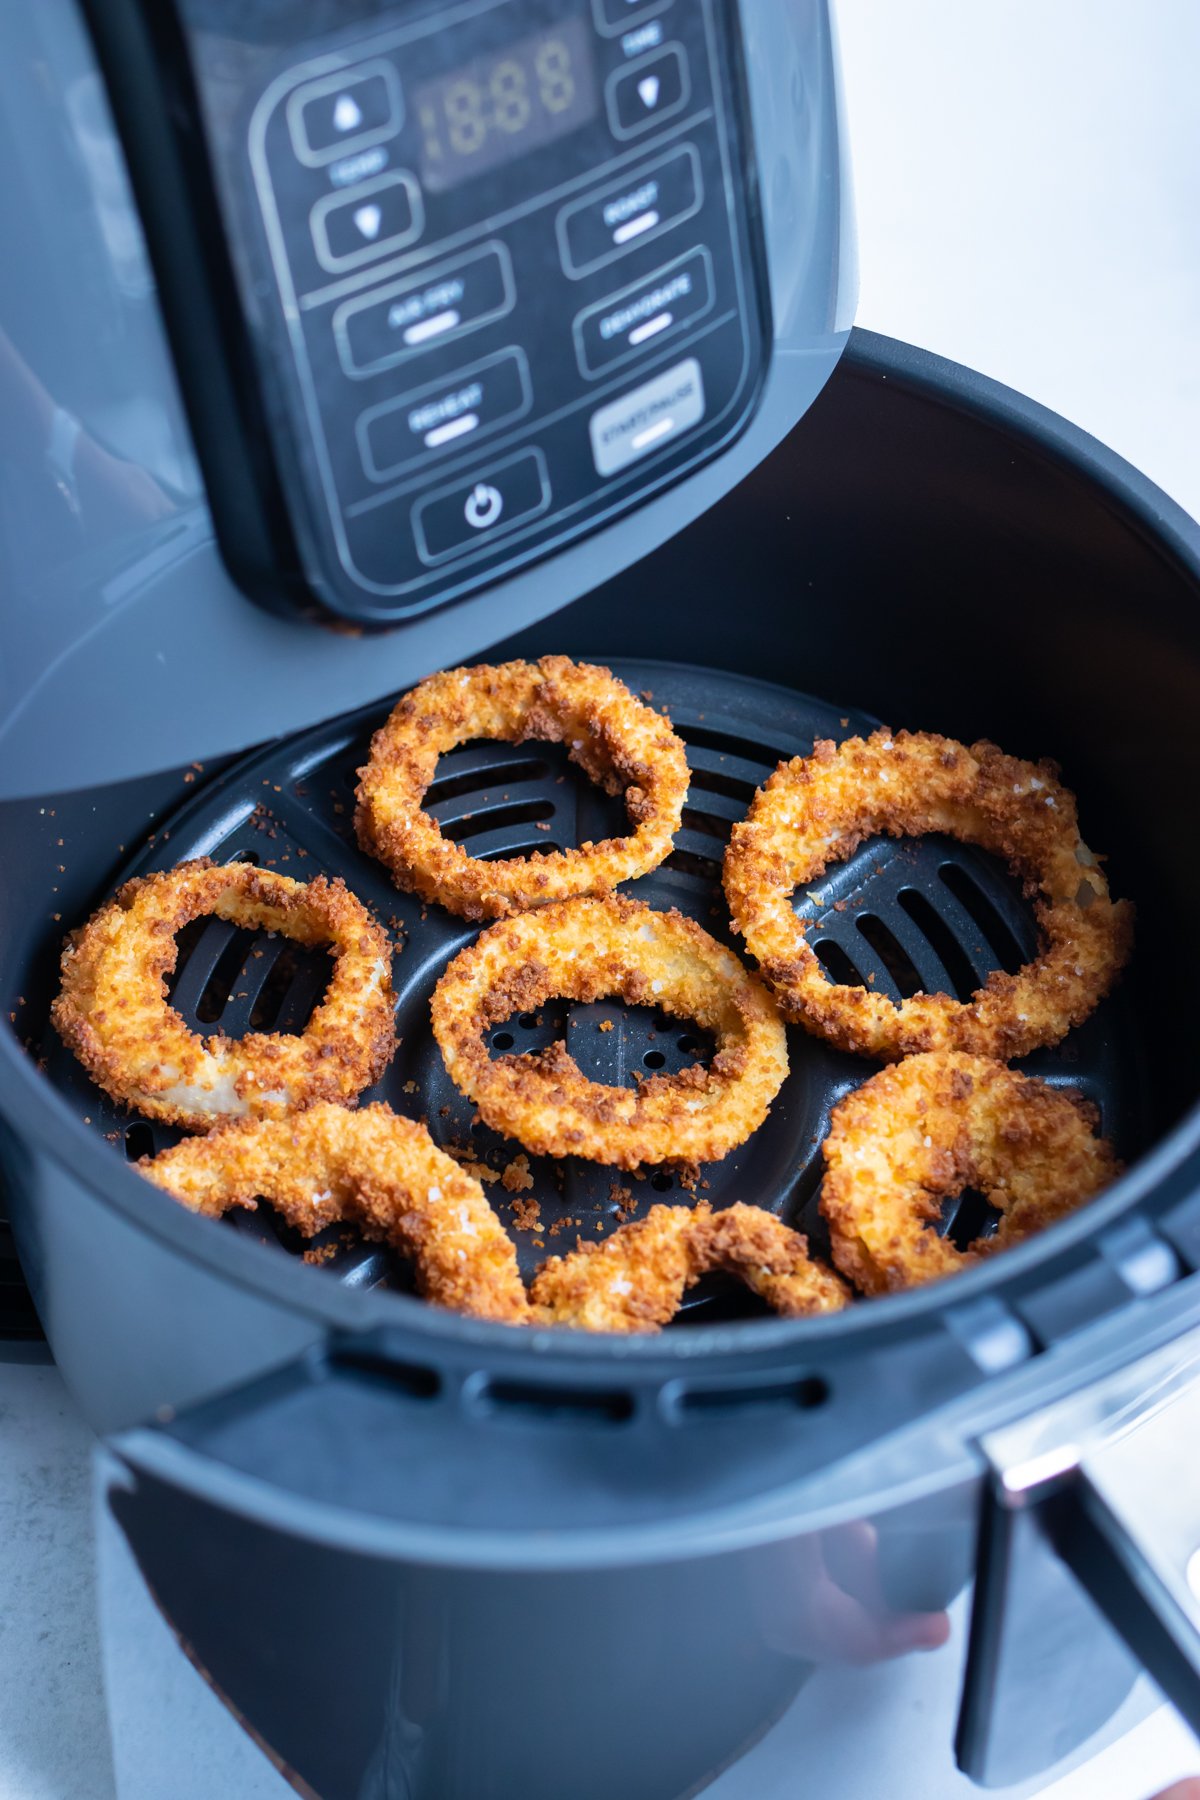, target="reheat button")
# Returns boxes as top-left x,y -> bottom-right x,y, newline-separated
557,144 -> 701,278
358,349 -> 532,480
